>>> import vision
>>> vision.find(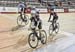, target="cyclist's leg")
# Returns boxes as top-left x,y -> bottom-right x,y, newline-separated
20,8 -> 24,21
38,21 -> 42,31
54,19 -> 57,30
52,20 -> 55,31
32,28 -> 36,34
24,8 -> 26,18
32,21 -> 38,38
23,8 -> 28,22
38,21 -> 42,39
19,8 -> 22,18
55,19 -> 58,29
55,16 -> 58,28
20,13 -> 22,18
